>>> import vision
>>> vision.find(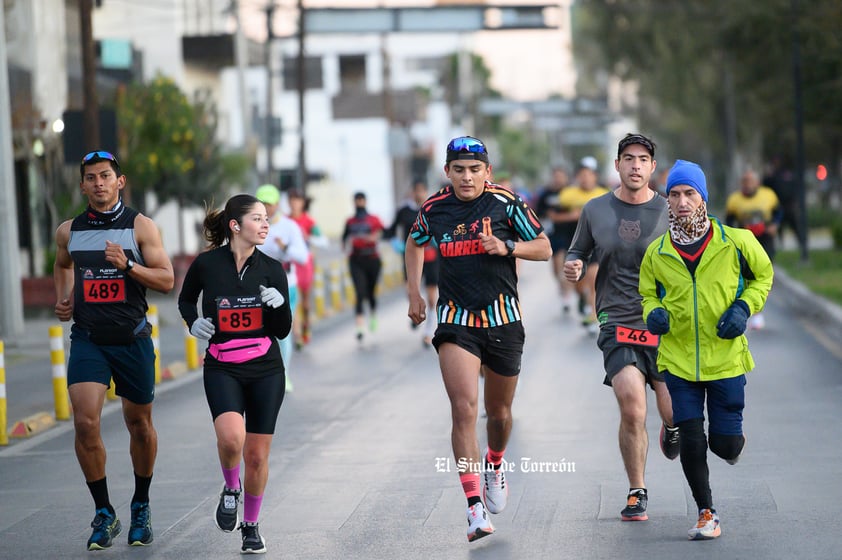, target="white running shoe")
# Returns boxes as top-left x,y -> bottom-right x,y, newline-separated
688,508 -> 720,540
482,466 -> 508,514
466,502 -> 494,542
